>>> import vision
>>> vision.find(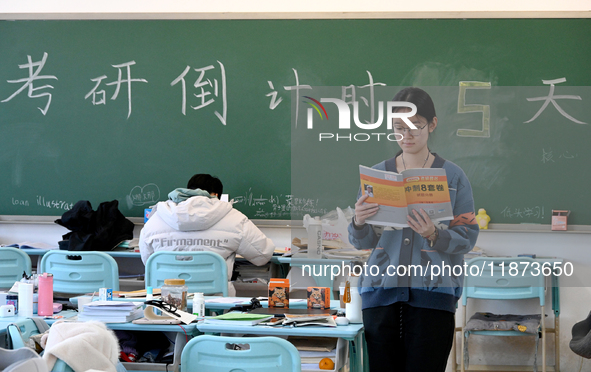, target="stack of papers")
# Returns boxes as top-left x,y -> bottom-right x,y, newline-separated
203,312 -> 273,326
289,337 -> 338,370
79,301 -> 143,323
